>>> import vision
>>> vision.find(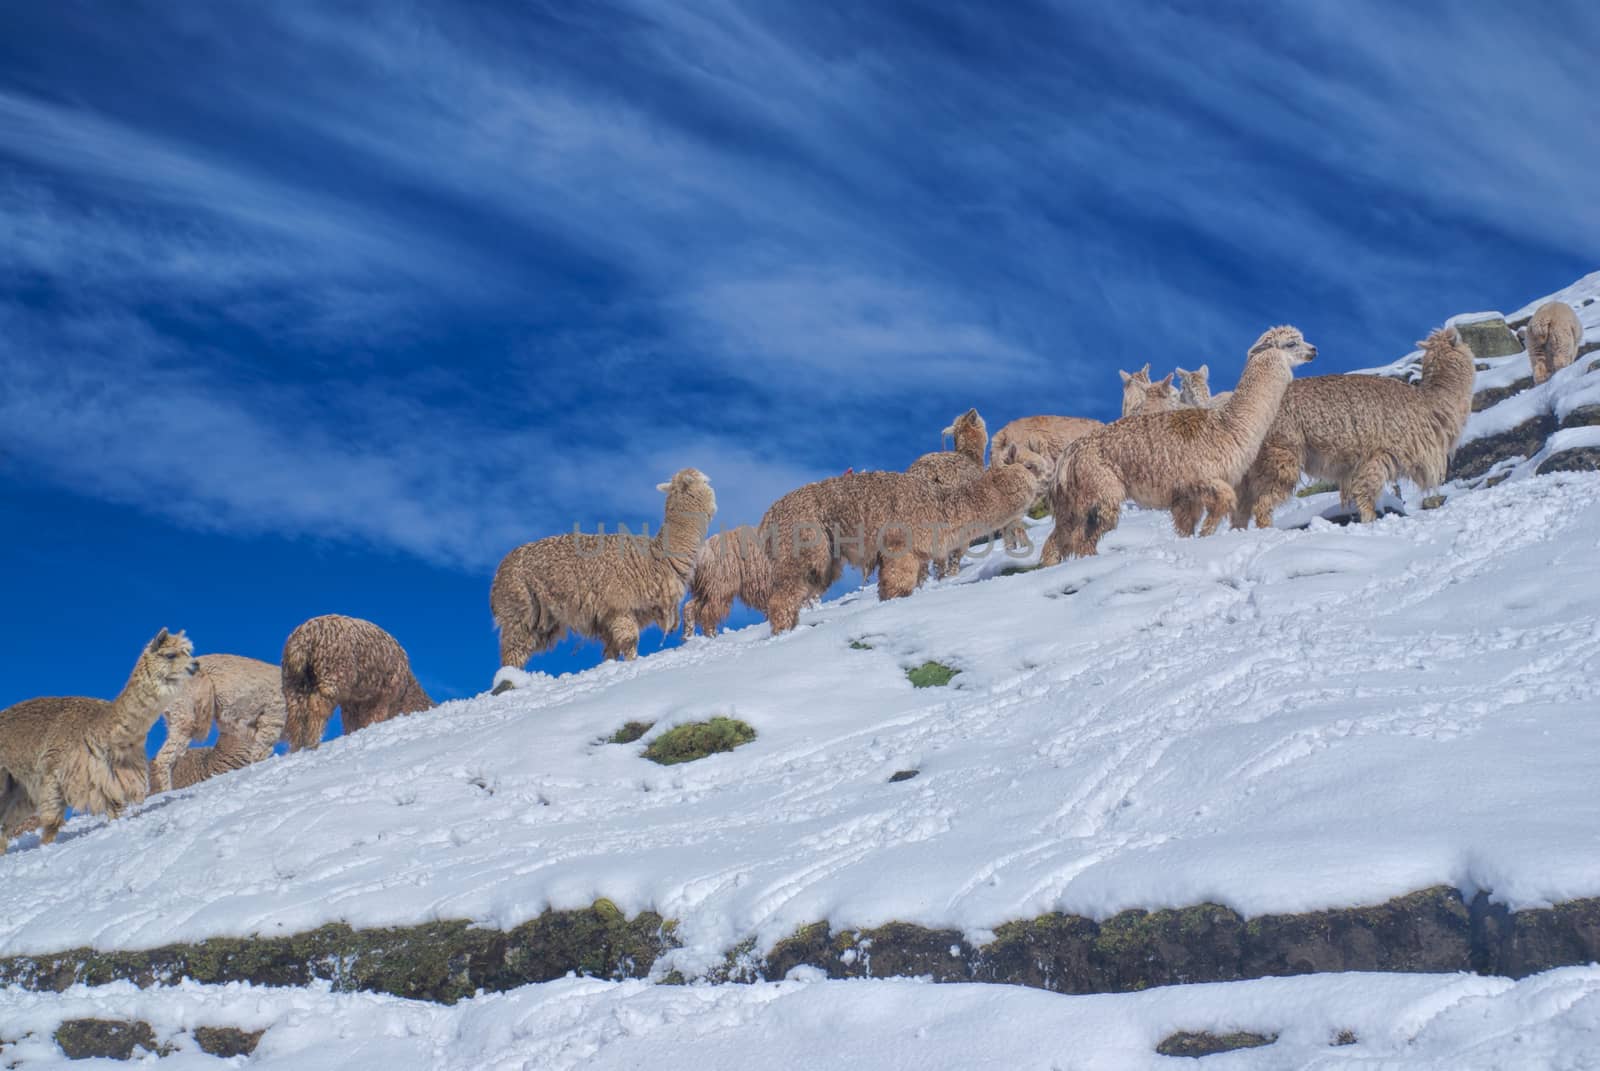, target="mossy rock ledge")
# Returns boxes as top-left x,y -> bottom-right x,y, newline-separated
3,890 -> 1600,1004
